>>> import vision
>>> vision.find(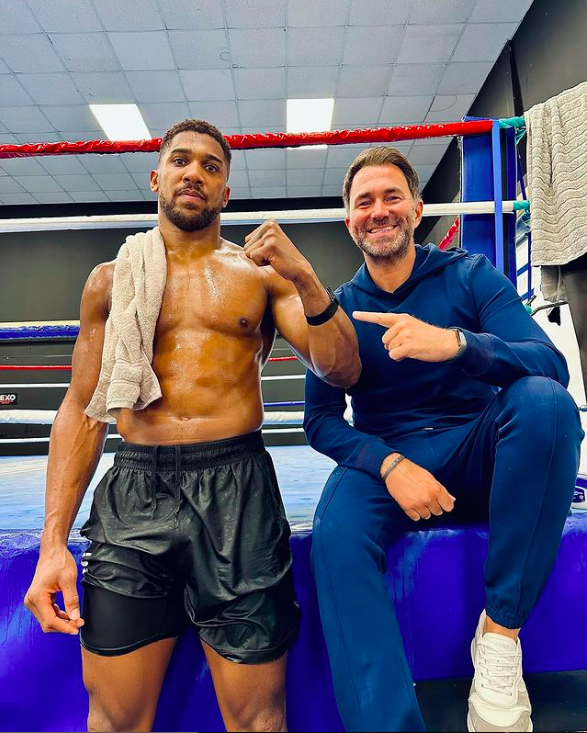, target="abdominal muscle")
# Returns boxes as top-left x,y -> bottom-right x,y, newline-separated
115,328 -> 267,445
